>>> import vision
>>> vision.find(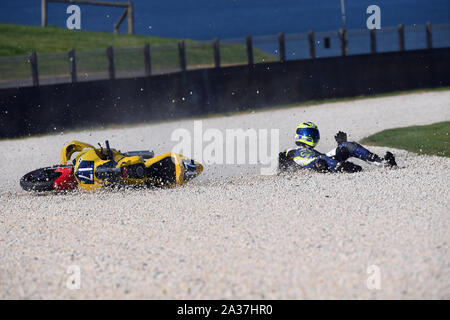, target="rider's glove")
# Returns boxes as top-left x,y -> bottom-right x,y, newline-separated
278,149 -> 296,171
334,131 -> 348,145
314,158 -> 330,173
